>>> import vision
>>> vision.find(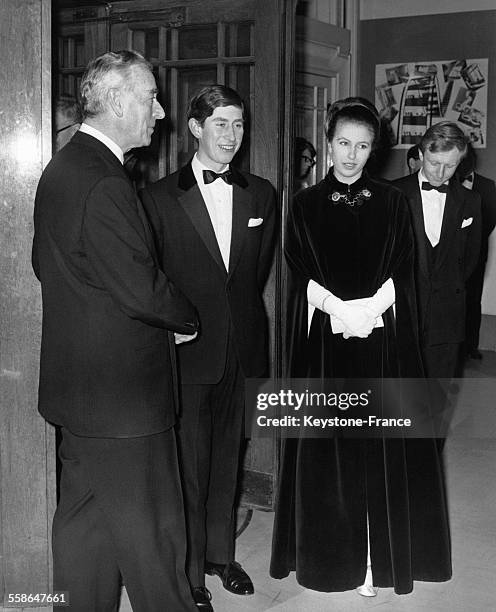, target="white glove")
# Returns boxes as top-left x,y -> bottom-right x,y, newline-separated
333,301 -> 376,338
307,280 -> 375,338
365,277 -> 395,318
307,278 -> 395,339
